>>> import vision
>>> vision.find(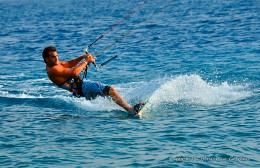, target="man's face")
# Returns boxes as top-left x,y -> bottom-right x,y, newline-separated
47,51 -> 59,66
